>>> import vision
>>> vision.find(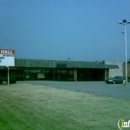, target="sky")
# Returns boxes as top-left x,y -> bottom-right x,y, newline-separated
0,0 -> 130,62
